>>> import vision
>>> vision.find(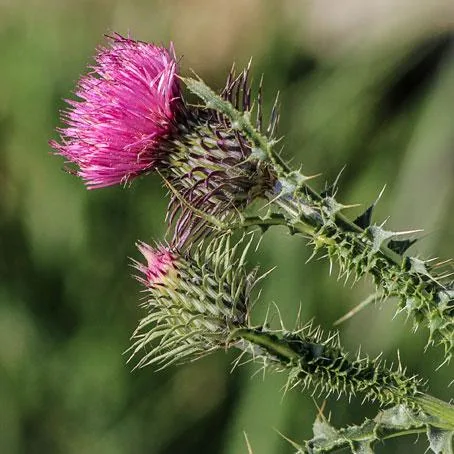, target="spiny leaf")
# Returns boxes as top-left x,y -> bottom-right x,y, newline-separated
427,426 -> 453,454
354,204 -> 375,229
388,238 -> 418,255
298,405 -> 453,453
